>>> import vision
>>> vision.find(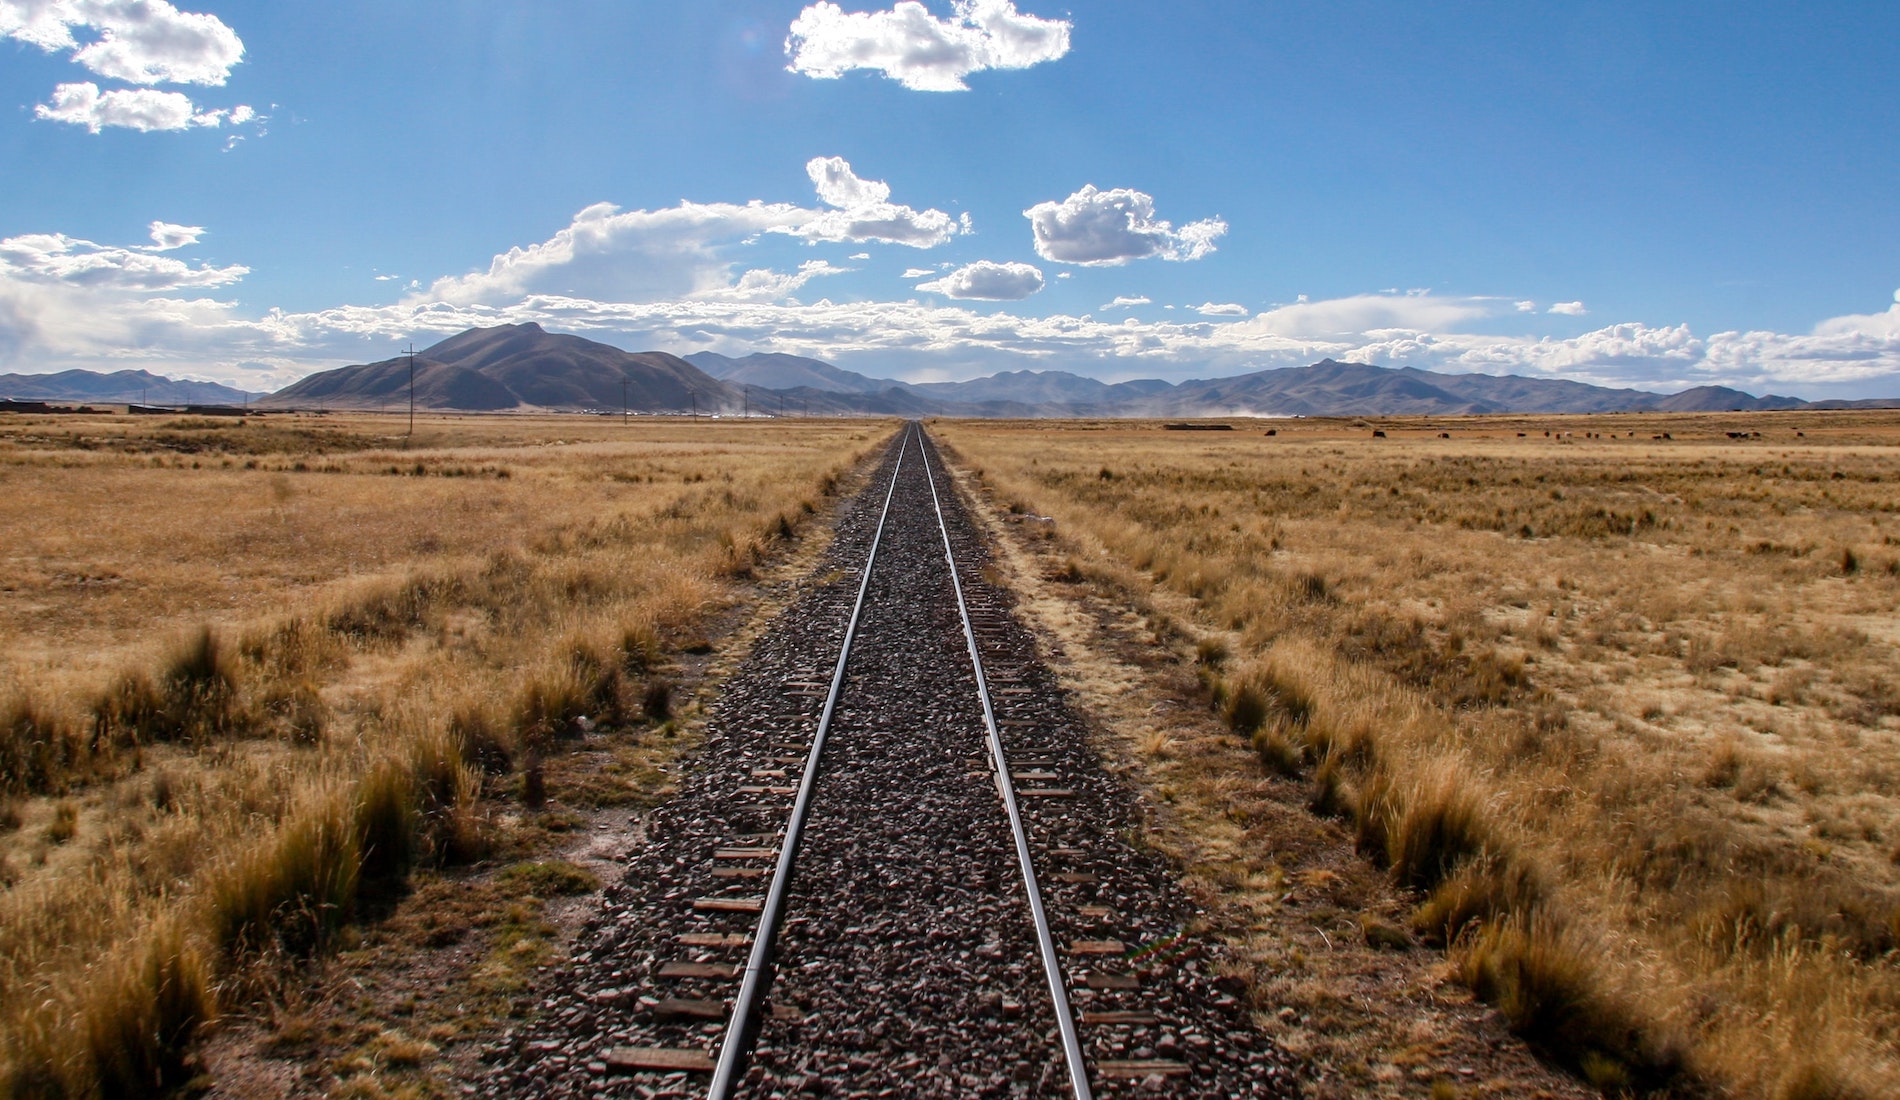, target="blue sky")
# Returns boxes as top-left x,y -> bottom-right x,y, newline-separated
2,1 -> 1898,396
